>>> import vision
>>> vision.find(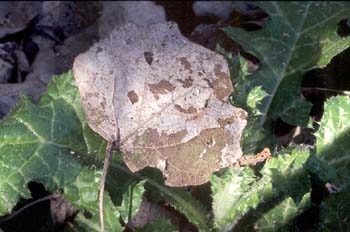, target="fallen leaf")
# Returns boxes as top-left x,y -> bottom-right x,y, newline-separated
73,22 -> 247,187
